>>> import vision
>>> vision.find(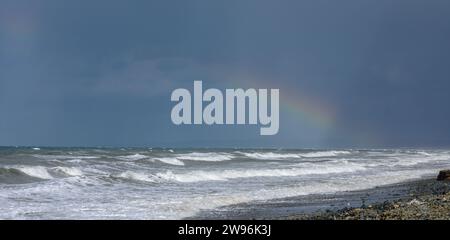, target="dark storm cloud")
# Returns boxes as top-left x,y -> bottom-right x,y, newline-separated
1,0 -> 450,147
